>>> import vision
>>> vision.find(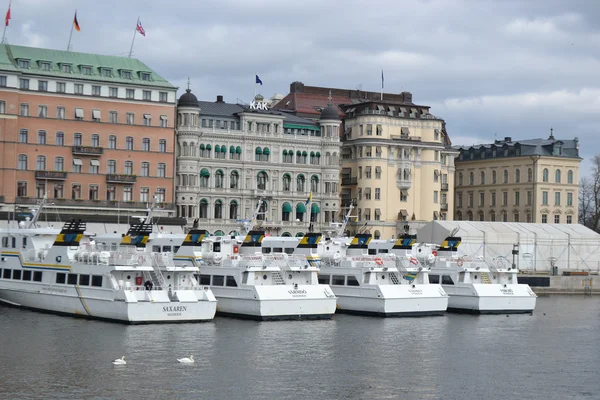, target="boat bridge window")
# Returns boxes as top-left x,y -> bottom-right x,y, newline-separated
67,273 -> 77,285
3,269 -> 11,279
242,272 -> 249,284
162,246 -> 171,252
22,238 -> 27,248
262,247 -> 272,254
213,243 -> 221,252
152,246 -> 161,252
458,272 -> 466,283
225,276 -> 237,287
368,249 -> 377,255
13,270 -> 21,280
212,275 -> 224,286
441,275 -> 454,285
284,248 -> 294,255
33,271 -> 42,282
347,276 -> 360,286
273,248 -> 283,253
363,272 -> 371,283
174,246 -> 180,253
79,274 -> 90,286
429,274 -> 440,283
318,274 -> 330,284
332,275 -> 345,285
198,274 -> 210,285
0,268 -> 2,277
1,237 -> 7,247
11,237 -> 16,248
22,270 -> 32,281
91,275 -> 103,287
56,273 -> 66,284
378,249 -> 388,254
